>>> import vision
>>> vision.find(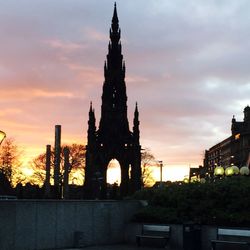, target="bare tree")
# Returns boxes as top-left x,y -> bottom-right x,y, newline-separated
31,144 -> 86,185
141,148 -> 155,187
0,138 -> 22,184
12,168 -> 27,186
